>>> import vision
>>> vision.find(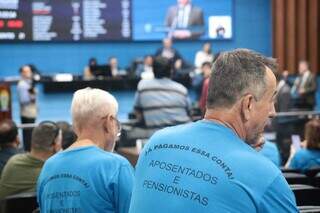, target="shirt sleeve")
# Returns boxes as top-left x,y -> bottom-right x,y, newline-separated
17,83 -> 32,105
114,164 -> 135,213
133,91 -> 141,109
258,174 -> 298,213
288,154 -> 300,169
36,170 -> 44,210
